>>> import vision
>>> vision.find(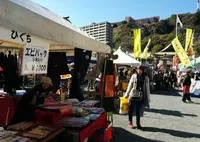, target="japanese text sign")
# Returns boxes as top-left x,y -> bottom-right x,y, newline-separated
21,44 -> 49,75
